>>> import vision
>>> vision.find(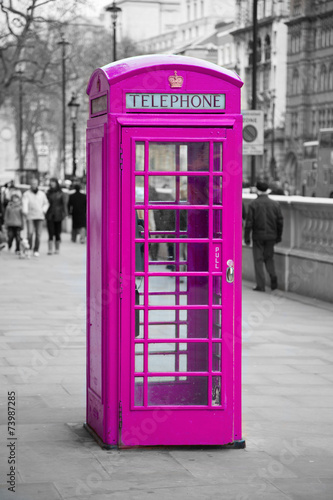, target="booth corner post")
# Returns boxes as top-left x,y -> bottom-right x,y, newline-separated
85,55 -> 244,449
